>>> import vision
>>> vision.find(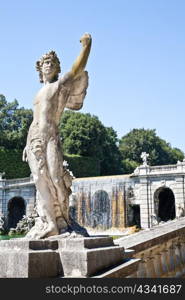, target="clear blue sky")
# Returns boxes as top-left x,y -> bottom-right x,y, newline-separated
1,0 -> 185,153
